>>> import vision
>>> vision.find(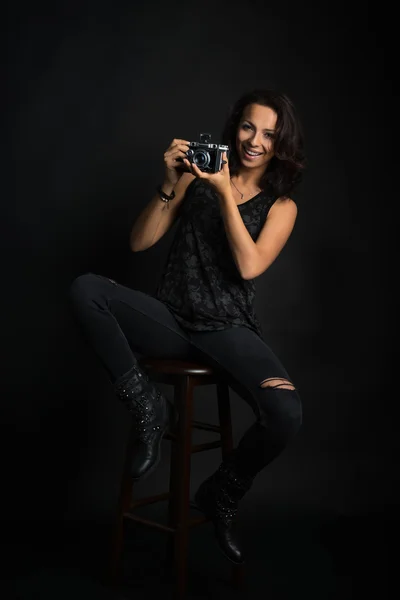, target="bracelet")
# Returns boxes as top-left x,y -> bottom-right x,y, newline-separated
157,185 -> 176,203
